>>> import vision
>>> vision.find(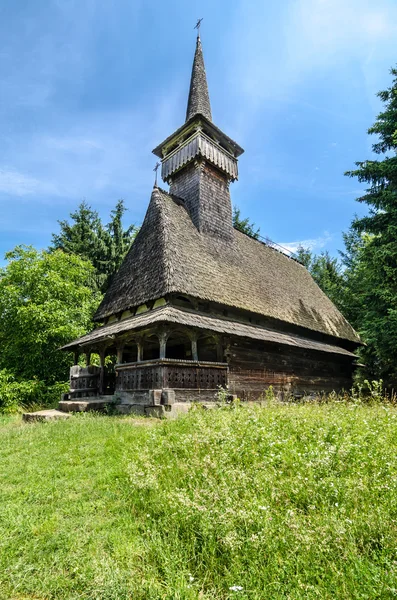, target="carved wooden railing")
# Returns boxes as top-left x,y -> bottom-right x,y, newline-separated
69,365 -> 100,398
69,365 -> 115,398
115,359 -> 228,391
